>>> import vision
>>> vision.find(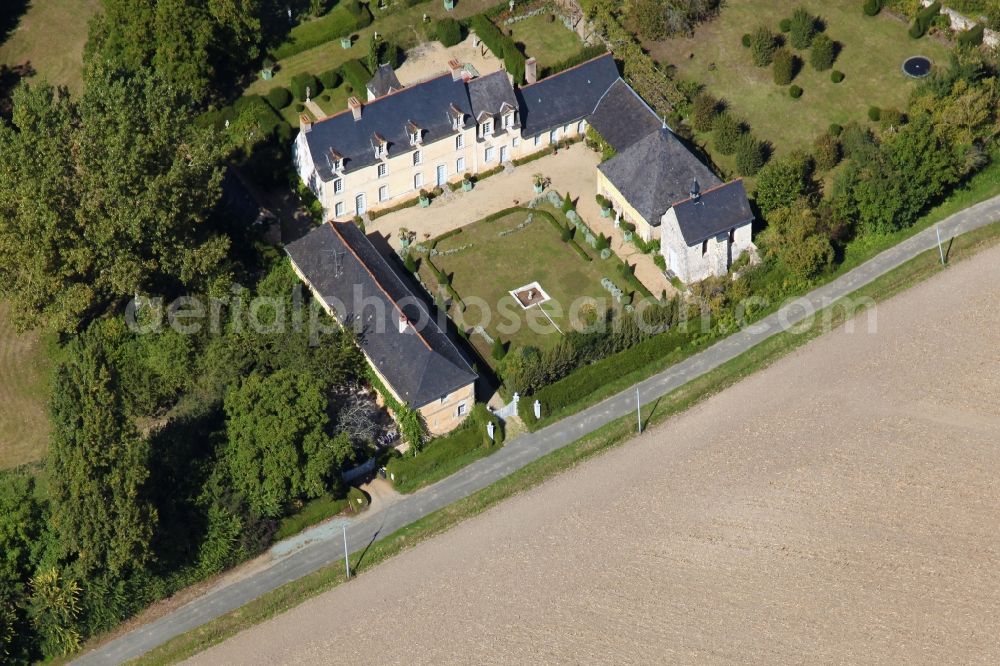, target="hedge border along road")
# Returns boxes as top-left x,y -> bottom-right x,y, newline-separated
72,194 -> 1000,665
